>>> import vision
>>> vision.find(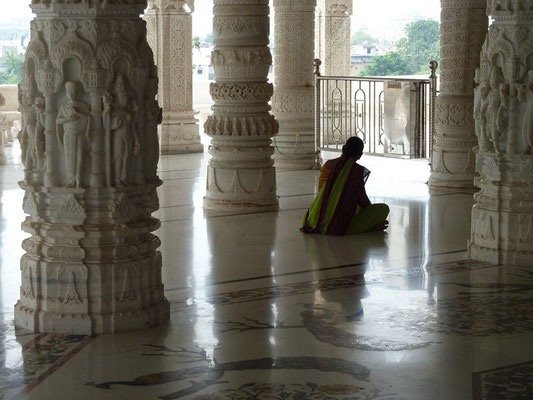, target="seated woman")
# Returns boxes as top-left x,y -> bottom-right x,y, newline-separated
301,137 -> 389,235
